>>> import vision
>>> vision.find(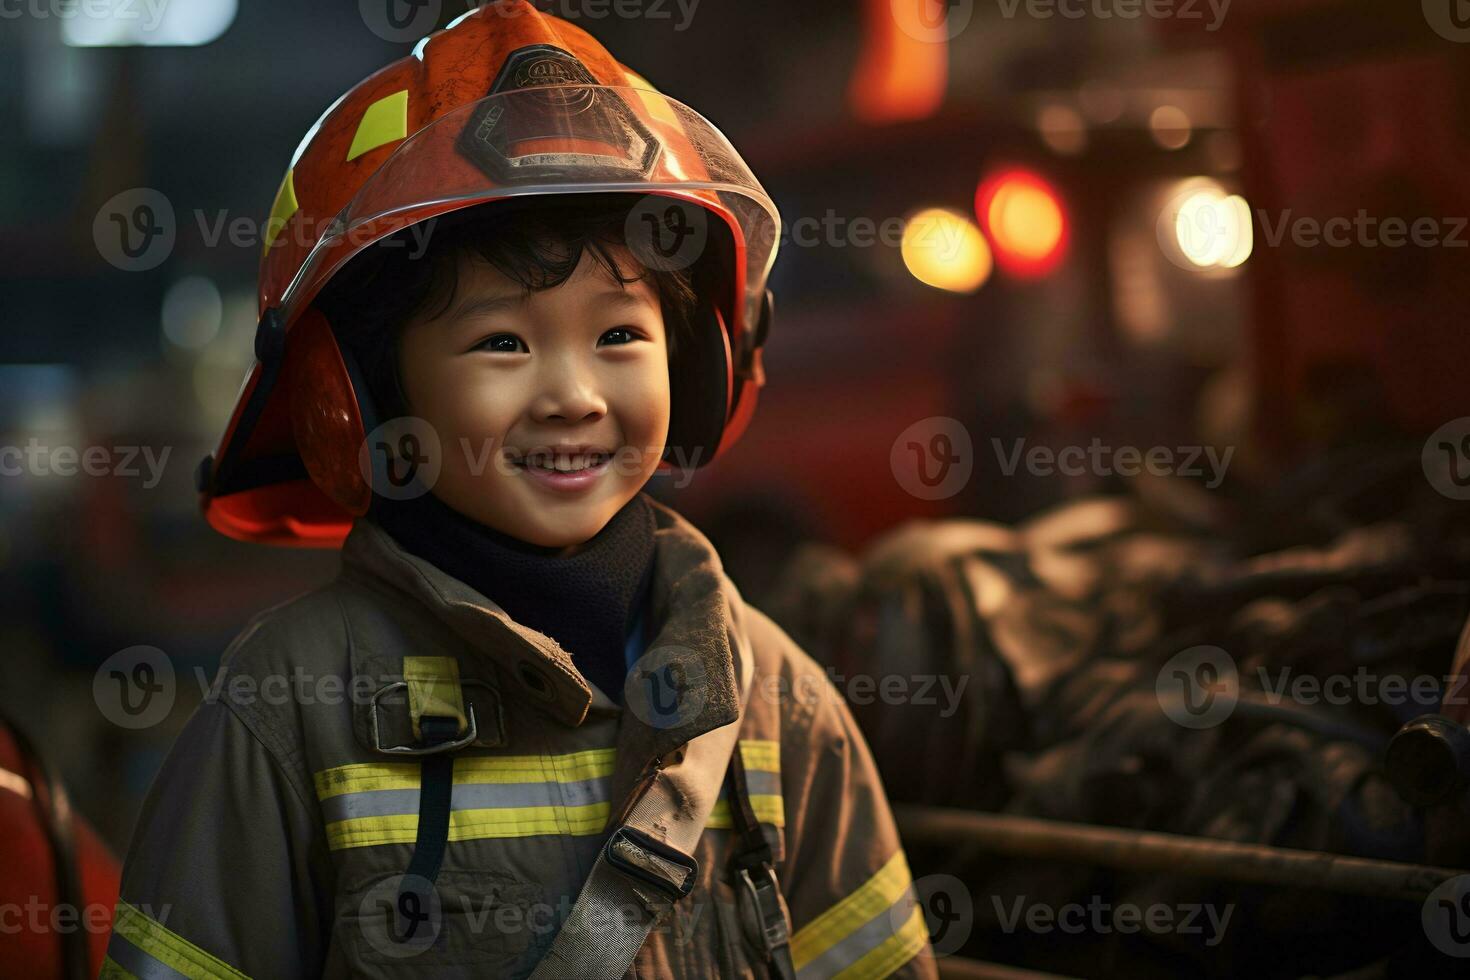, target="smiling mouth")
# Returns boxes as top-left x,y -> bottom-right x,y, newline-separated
511,451 -> 613,473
